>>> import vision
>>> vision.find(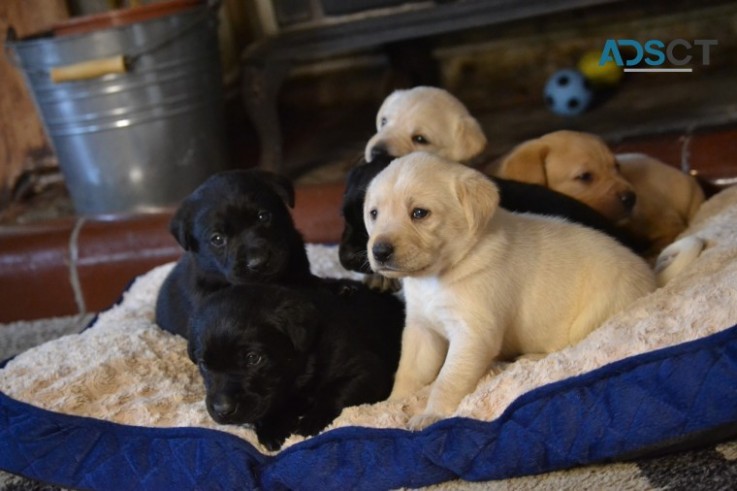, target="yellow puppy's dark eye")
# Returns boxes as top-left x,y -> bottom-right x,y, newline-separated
411,208 -> 430,220
210,233 -> 226,247
576,172 -> 594,183
369,209 -> 378,220
412,134 -> 429,145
